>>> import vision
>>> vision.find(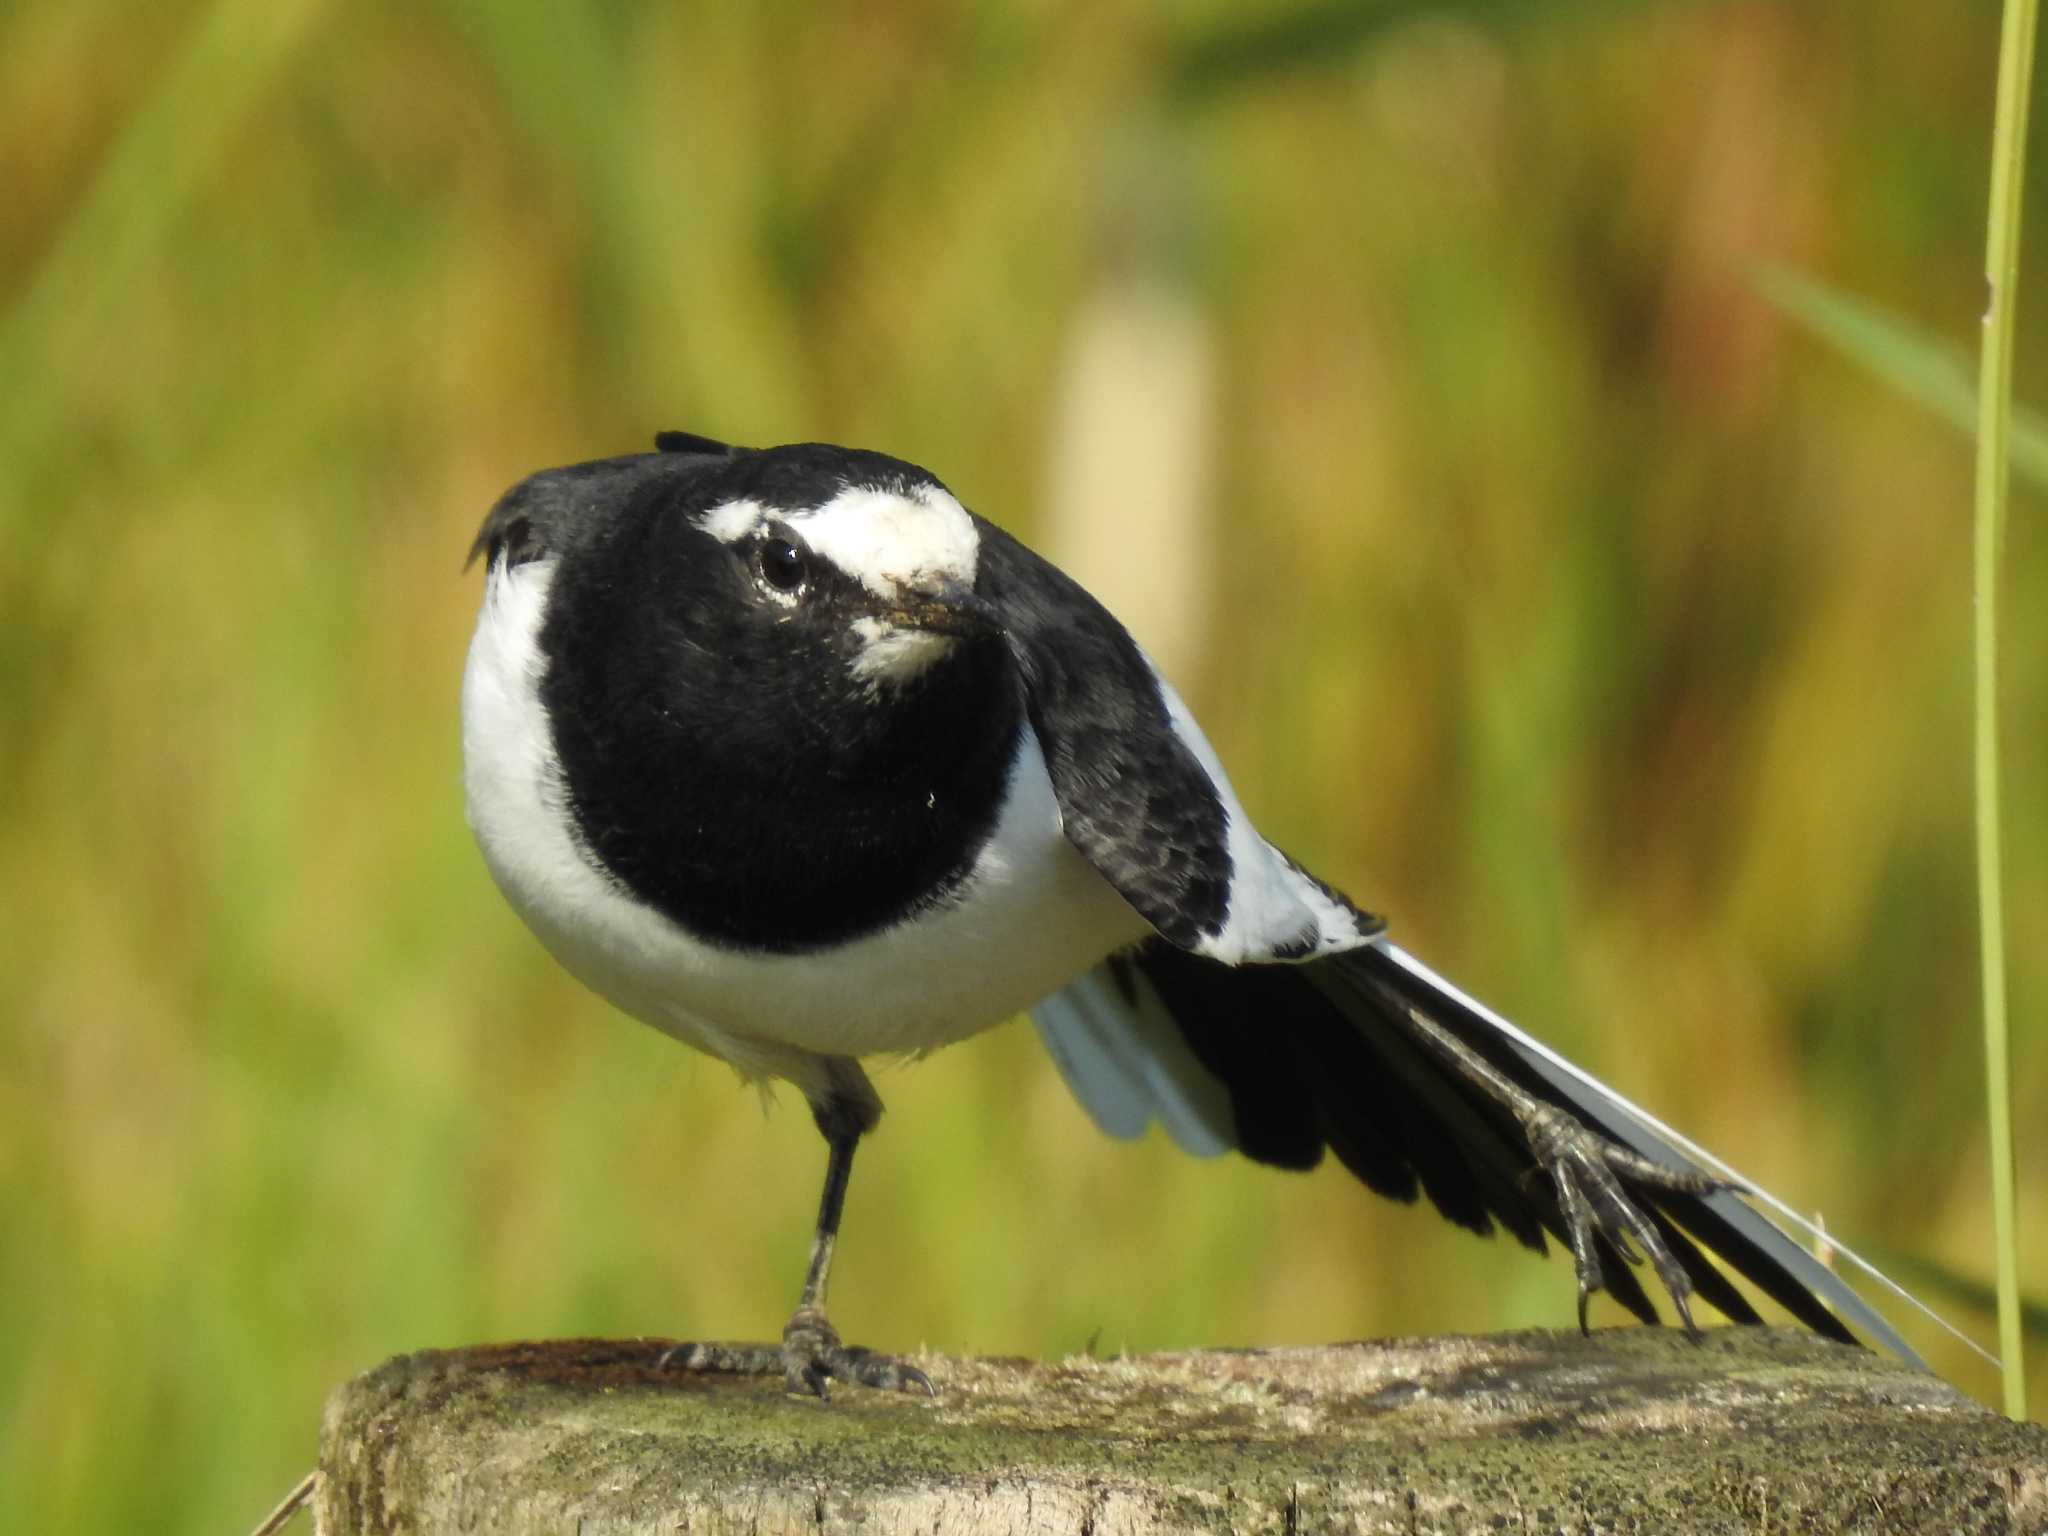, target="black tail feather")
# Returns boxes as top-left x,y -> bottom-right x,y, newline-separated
1648,1207 -> 1764,1326
1128,934 -> 1868,1345
1659,1197 -> 1843,1339
1130,946 -> 1539,1243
